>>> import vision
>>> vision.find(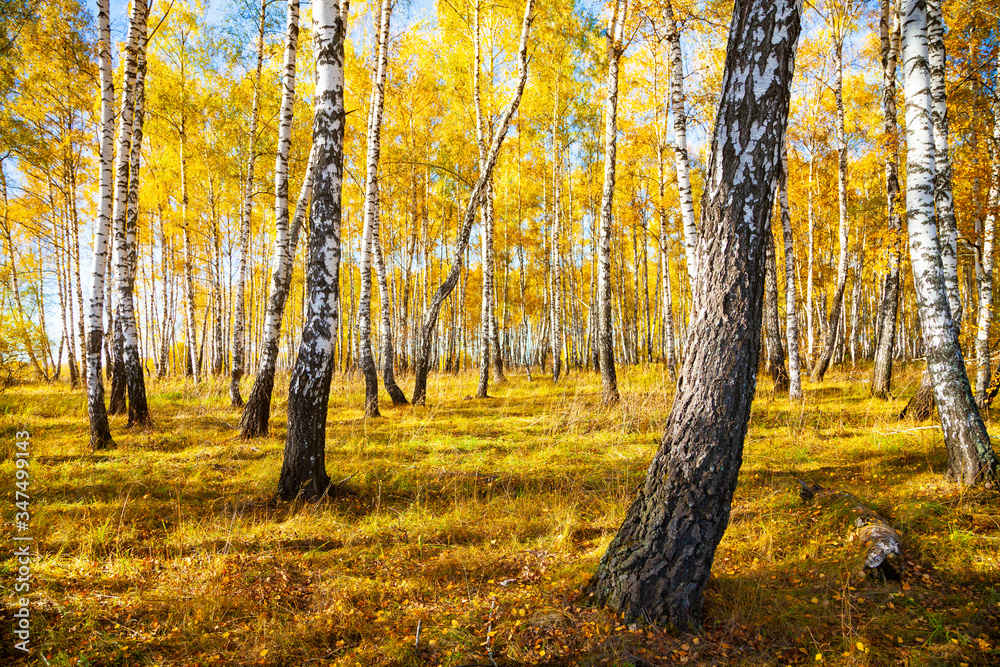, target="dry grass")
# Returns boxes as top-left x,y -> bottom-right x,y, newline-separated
1,363 -> 999,666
